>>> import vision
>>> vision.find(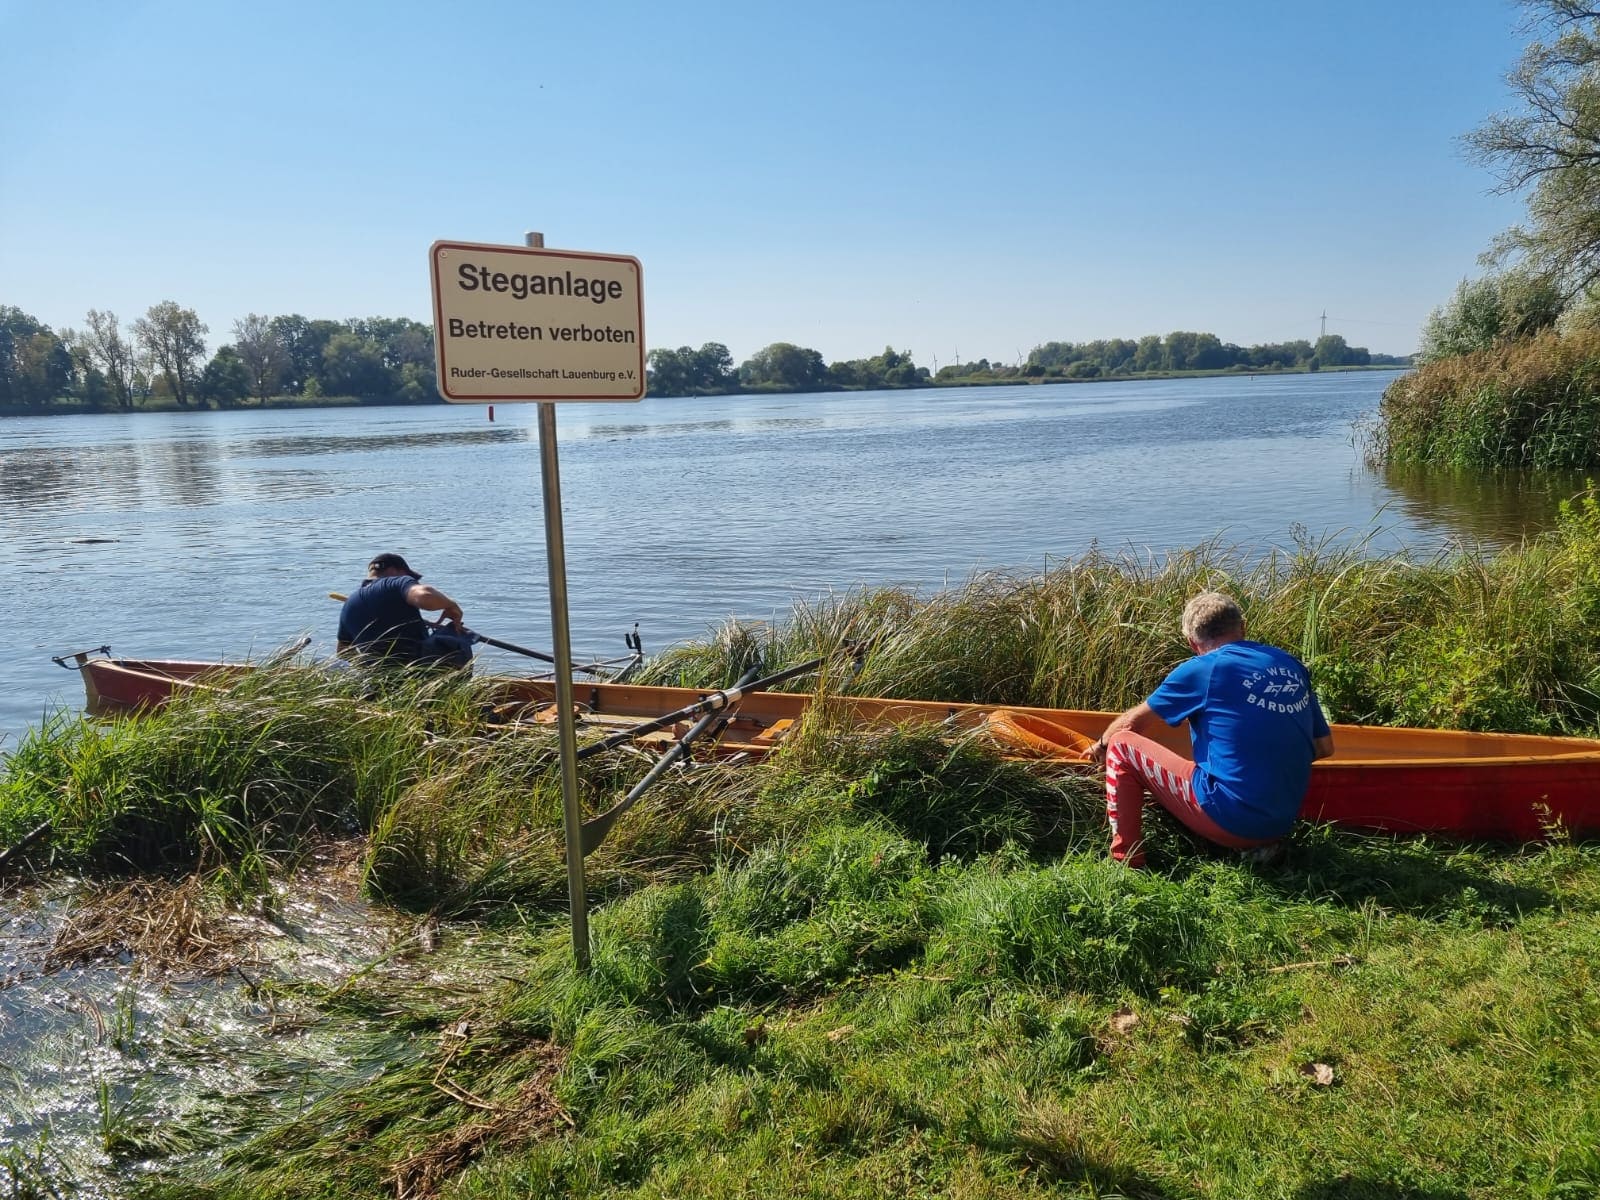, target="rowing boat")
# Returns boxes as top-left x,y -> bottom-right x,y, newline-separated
49,652 -> 1600,842
490,677 -> 1600,843
55,652 -> 252,717
50,639 -> 638,719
